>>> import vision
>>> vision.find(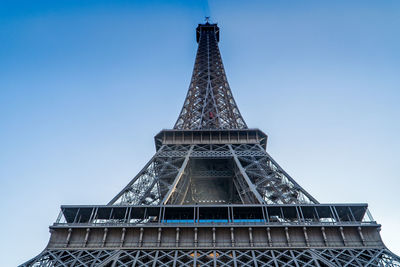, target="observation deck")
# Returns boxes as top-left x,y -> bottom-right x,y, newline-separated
48,204 -> 383,250
154,129 -> 268,150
